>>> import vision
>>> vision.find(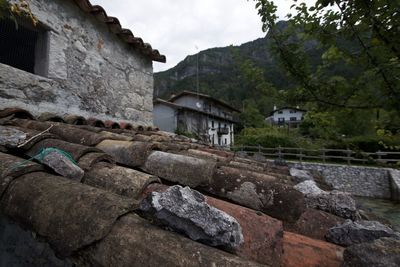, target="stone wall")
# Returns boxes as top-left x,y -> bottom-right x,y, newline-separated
389,169 -> 400,202
289,162 -> 392,199
0,0 -> 154,125
0,214 -> 72,267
